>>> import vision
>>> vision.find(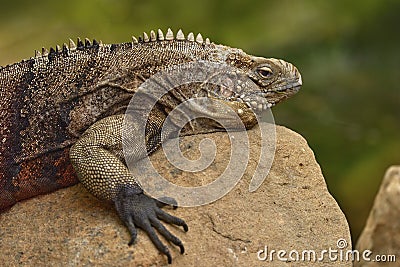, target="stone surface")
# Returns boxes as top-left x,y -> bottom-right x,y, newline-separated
0,125 -> 352,266
355,166 -> 400,267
